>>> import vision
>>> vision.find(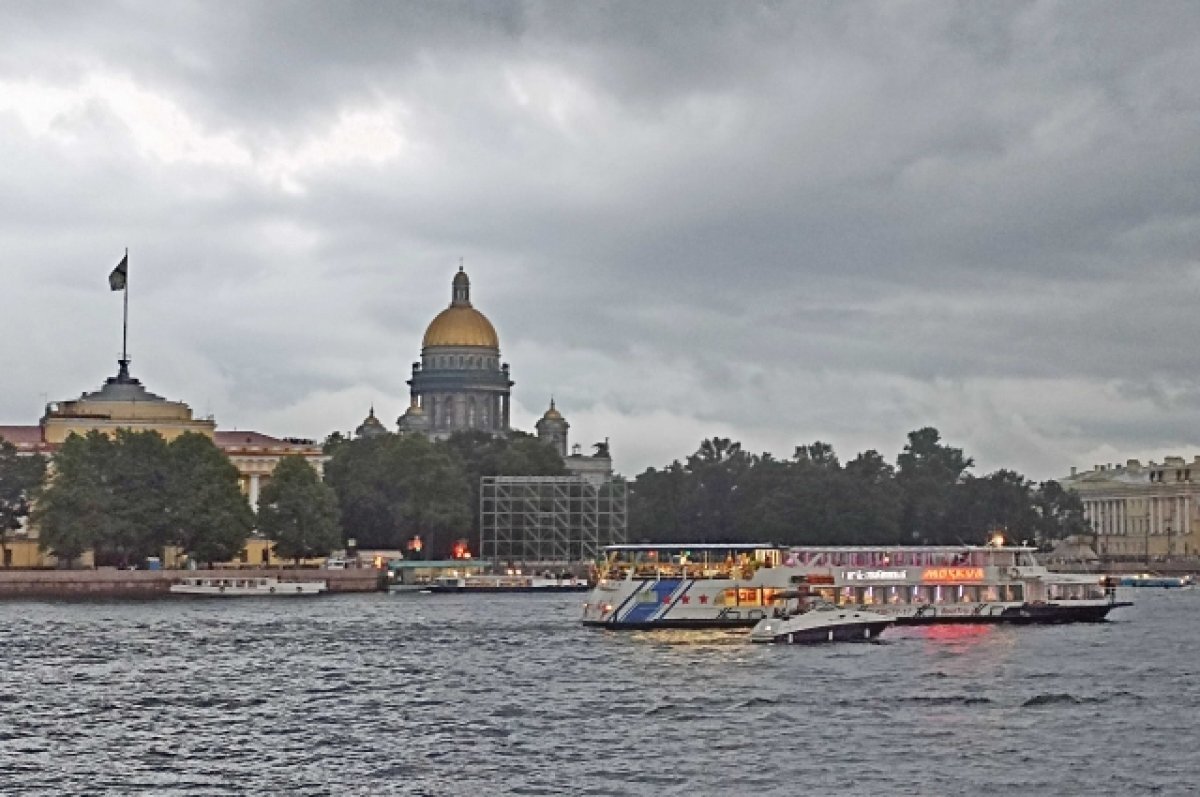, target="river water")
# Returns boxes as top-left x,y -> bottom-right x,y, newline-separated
0,588 -> 1196,796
